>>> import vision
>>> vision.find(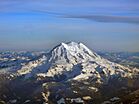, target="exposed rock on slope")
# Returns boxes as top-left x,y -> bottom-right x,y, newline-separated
17,42 -> 138,82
